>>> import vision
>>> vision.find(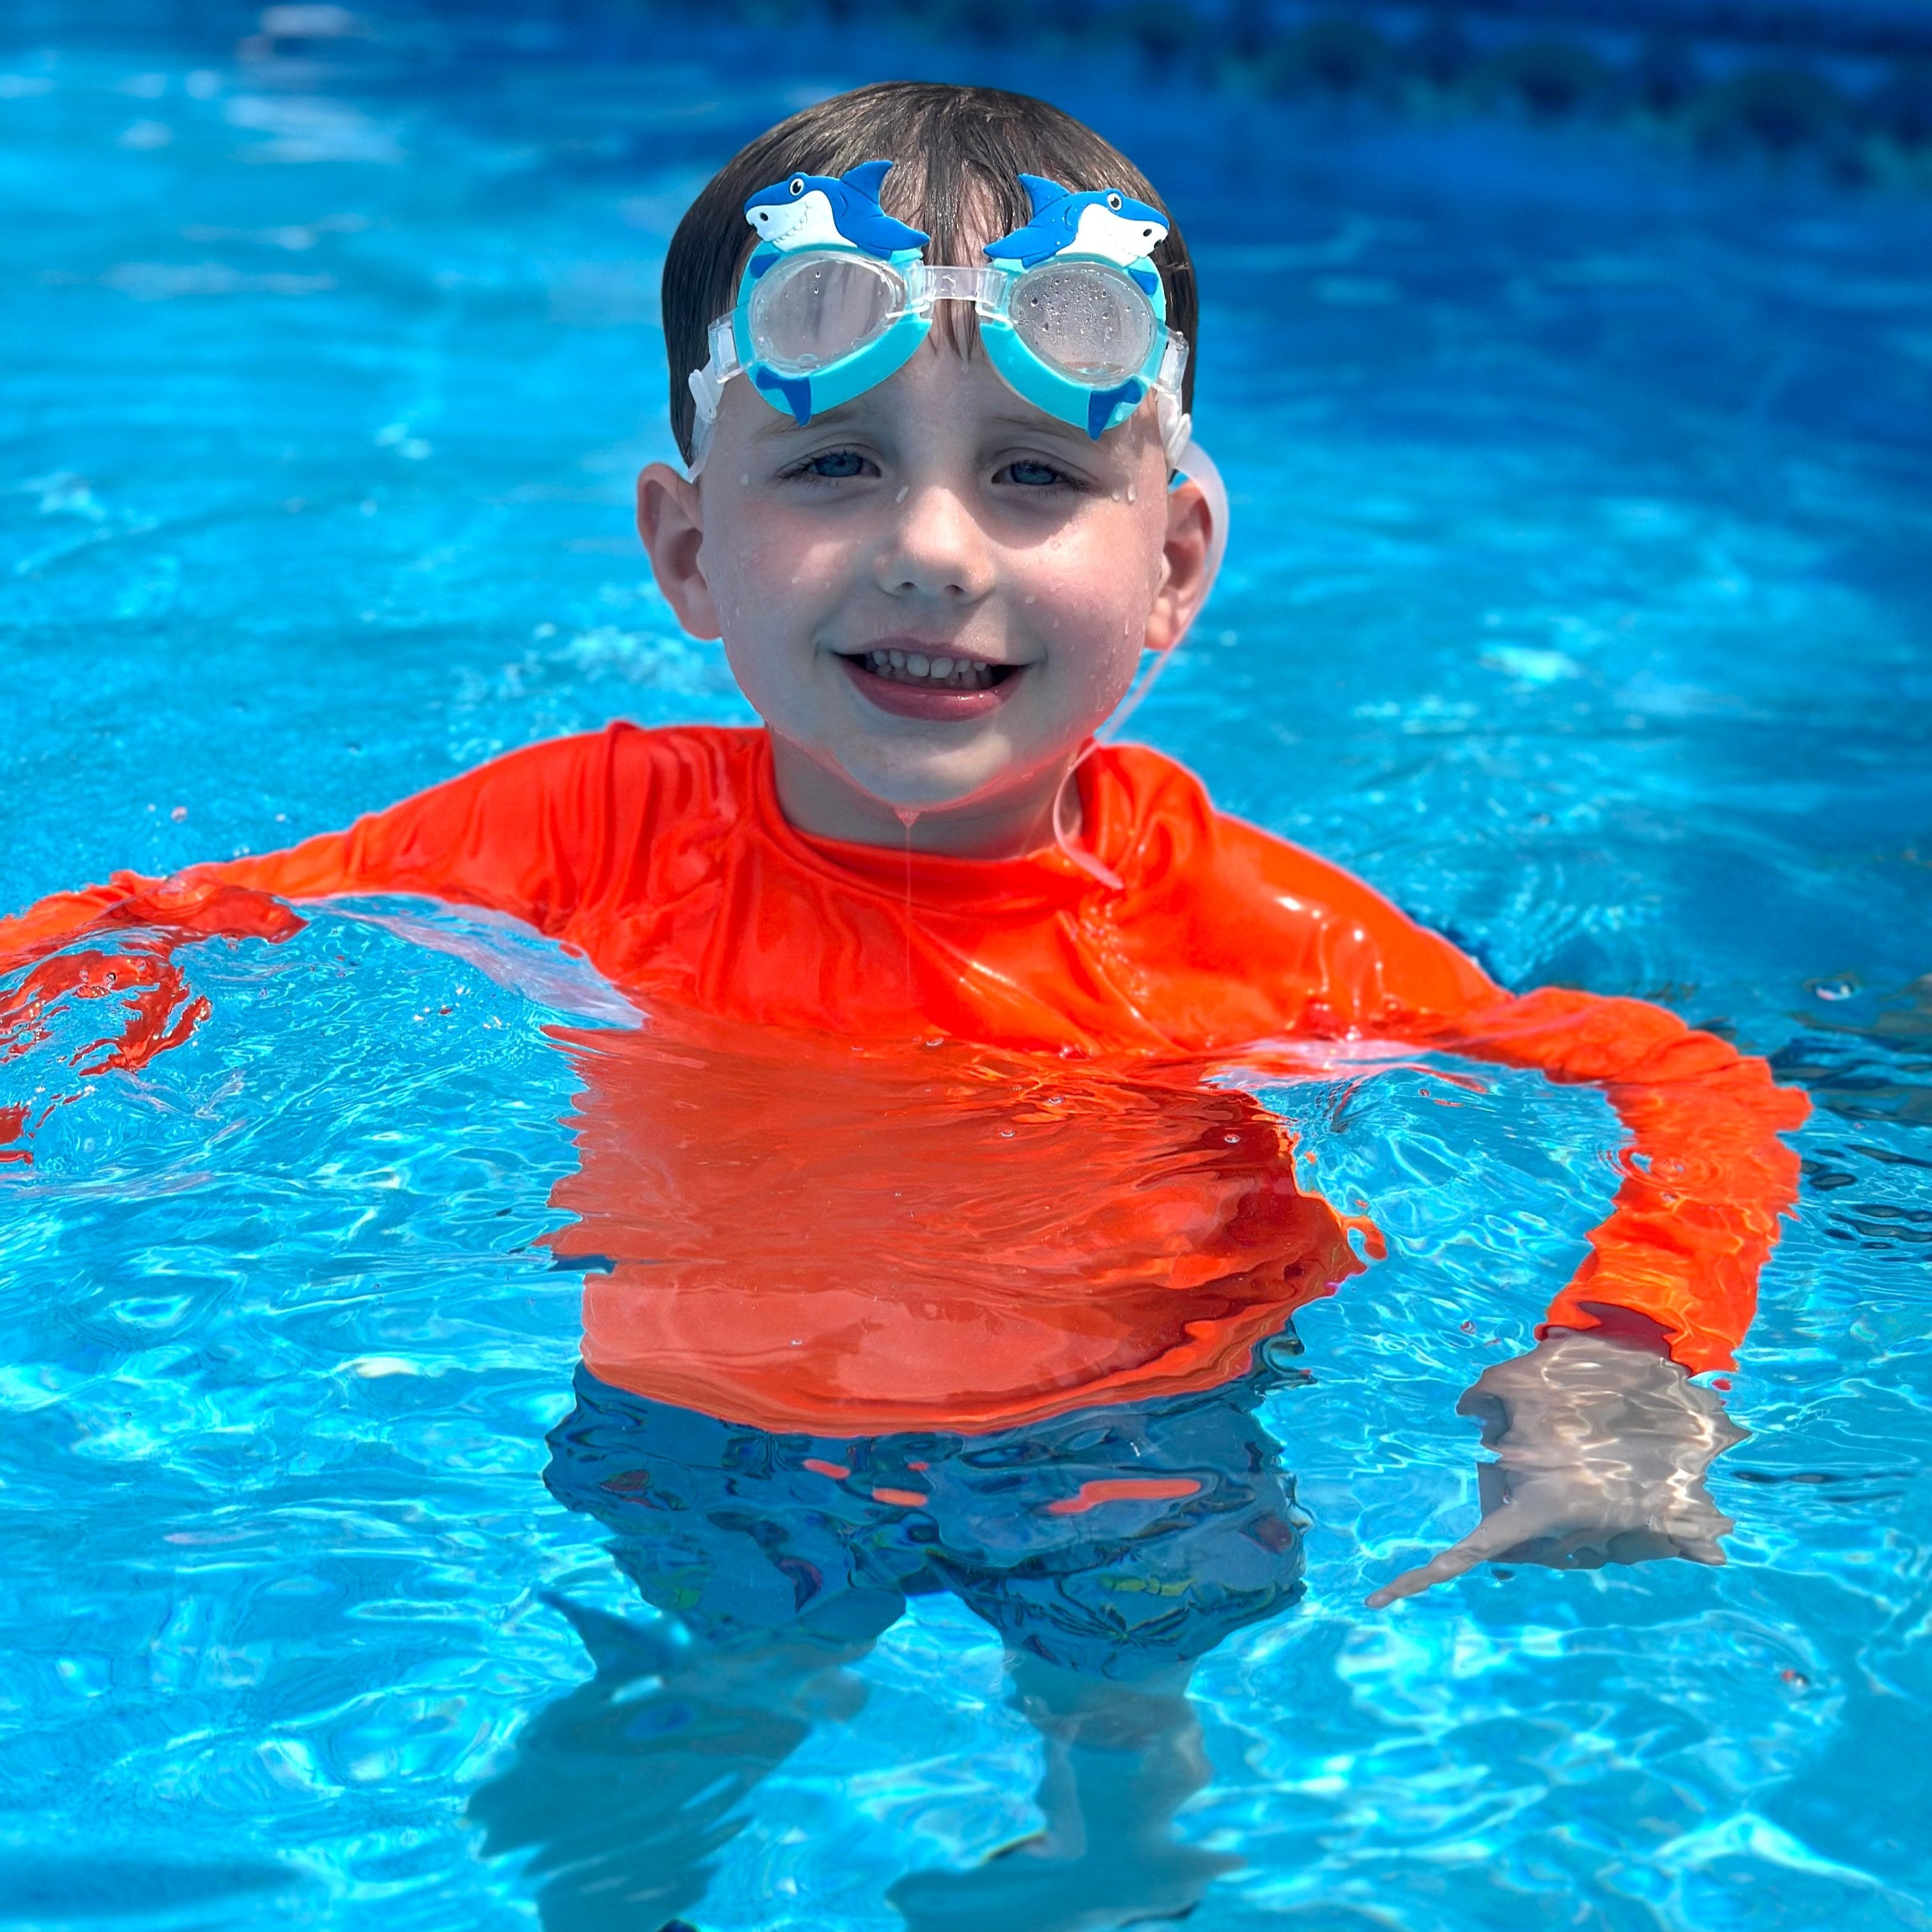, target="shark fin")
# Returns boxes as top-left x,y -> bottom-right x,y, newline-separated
1018,173 -> 1071,217
754,366 -> 815,426
841,159 -> 893,203
1086,379 -> 1144,440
